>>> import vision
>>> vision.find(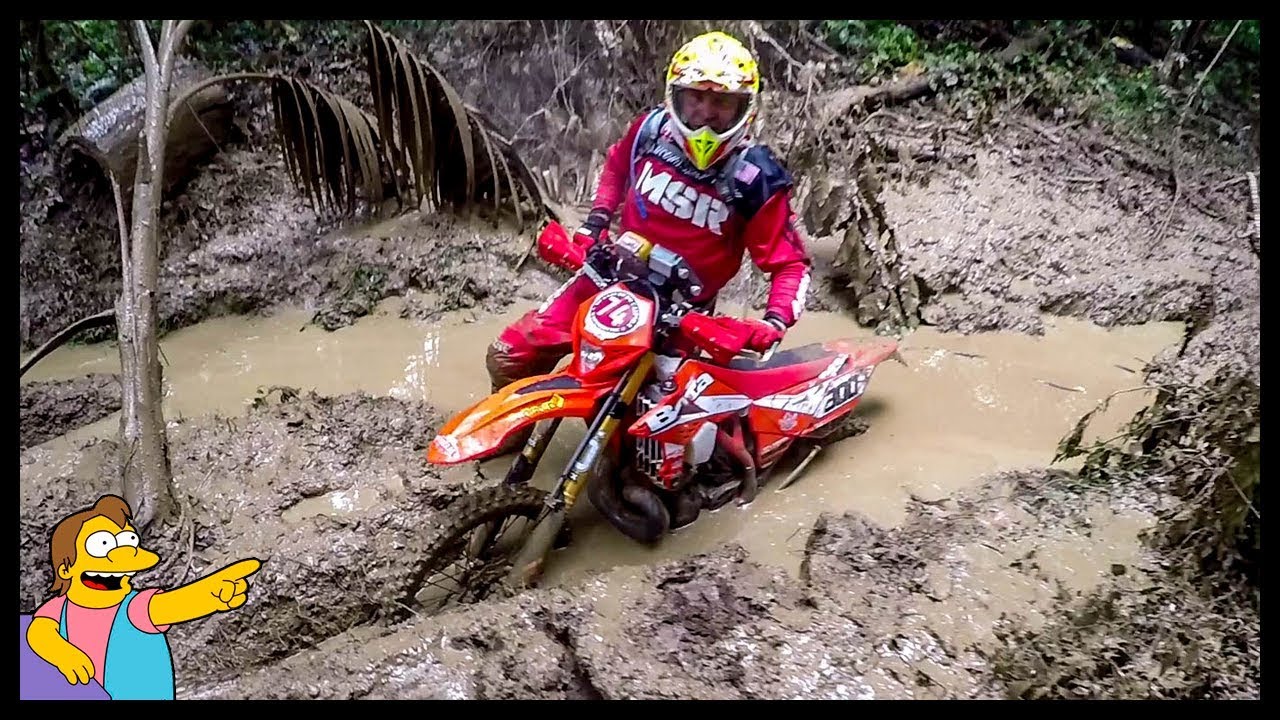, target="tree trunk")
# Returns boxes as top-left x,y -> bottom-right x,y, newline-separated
117,20 -> 193,531
56,59 -> 233,218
